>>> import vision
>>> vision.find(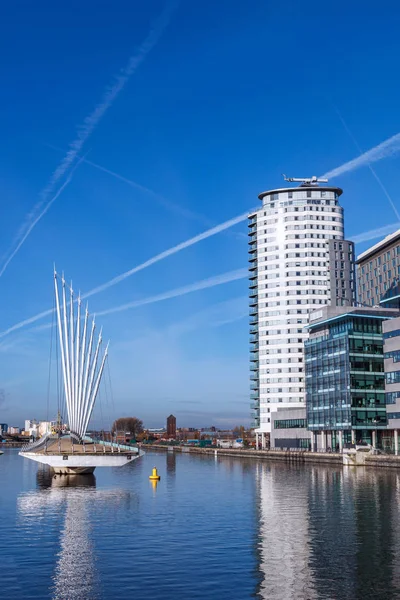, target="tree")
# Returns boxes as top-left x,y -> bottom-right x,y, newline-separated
111,417 -> 144,438
233,425 -> 245,438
